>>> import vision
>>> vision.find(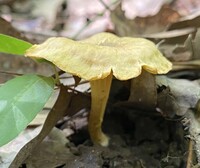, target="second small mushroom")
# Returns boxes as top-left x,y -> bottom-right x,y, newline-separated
25,32 -> 172,146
